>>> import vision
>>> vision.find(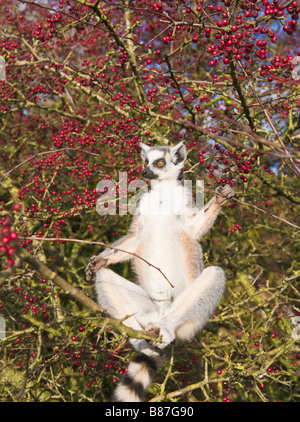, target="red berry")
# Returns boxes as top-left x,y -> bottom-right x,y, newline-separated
1,236 -> 10,245
13,203 -> 22,211
7,258 -> 15,267
0,245 -> 7,255
9,232 -> 18,241
7,247 -> 16,256
1,227 -> 10,236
